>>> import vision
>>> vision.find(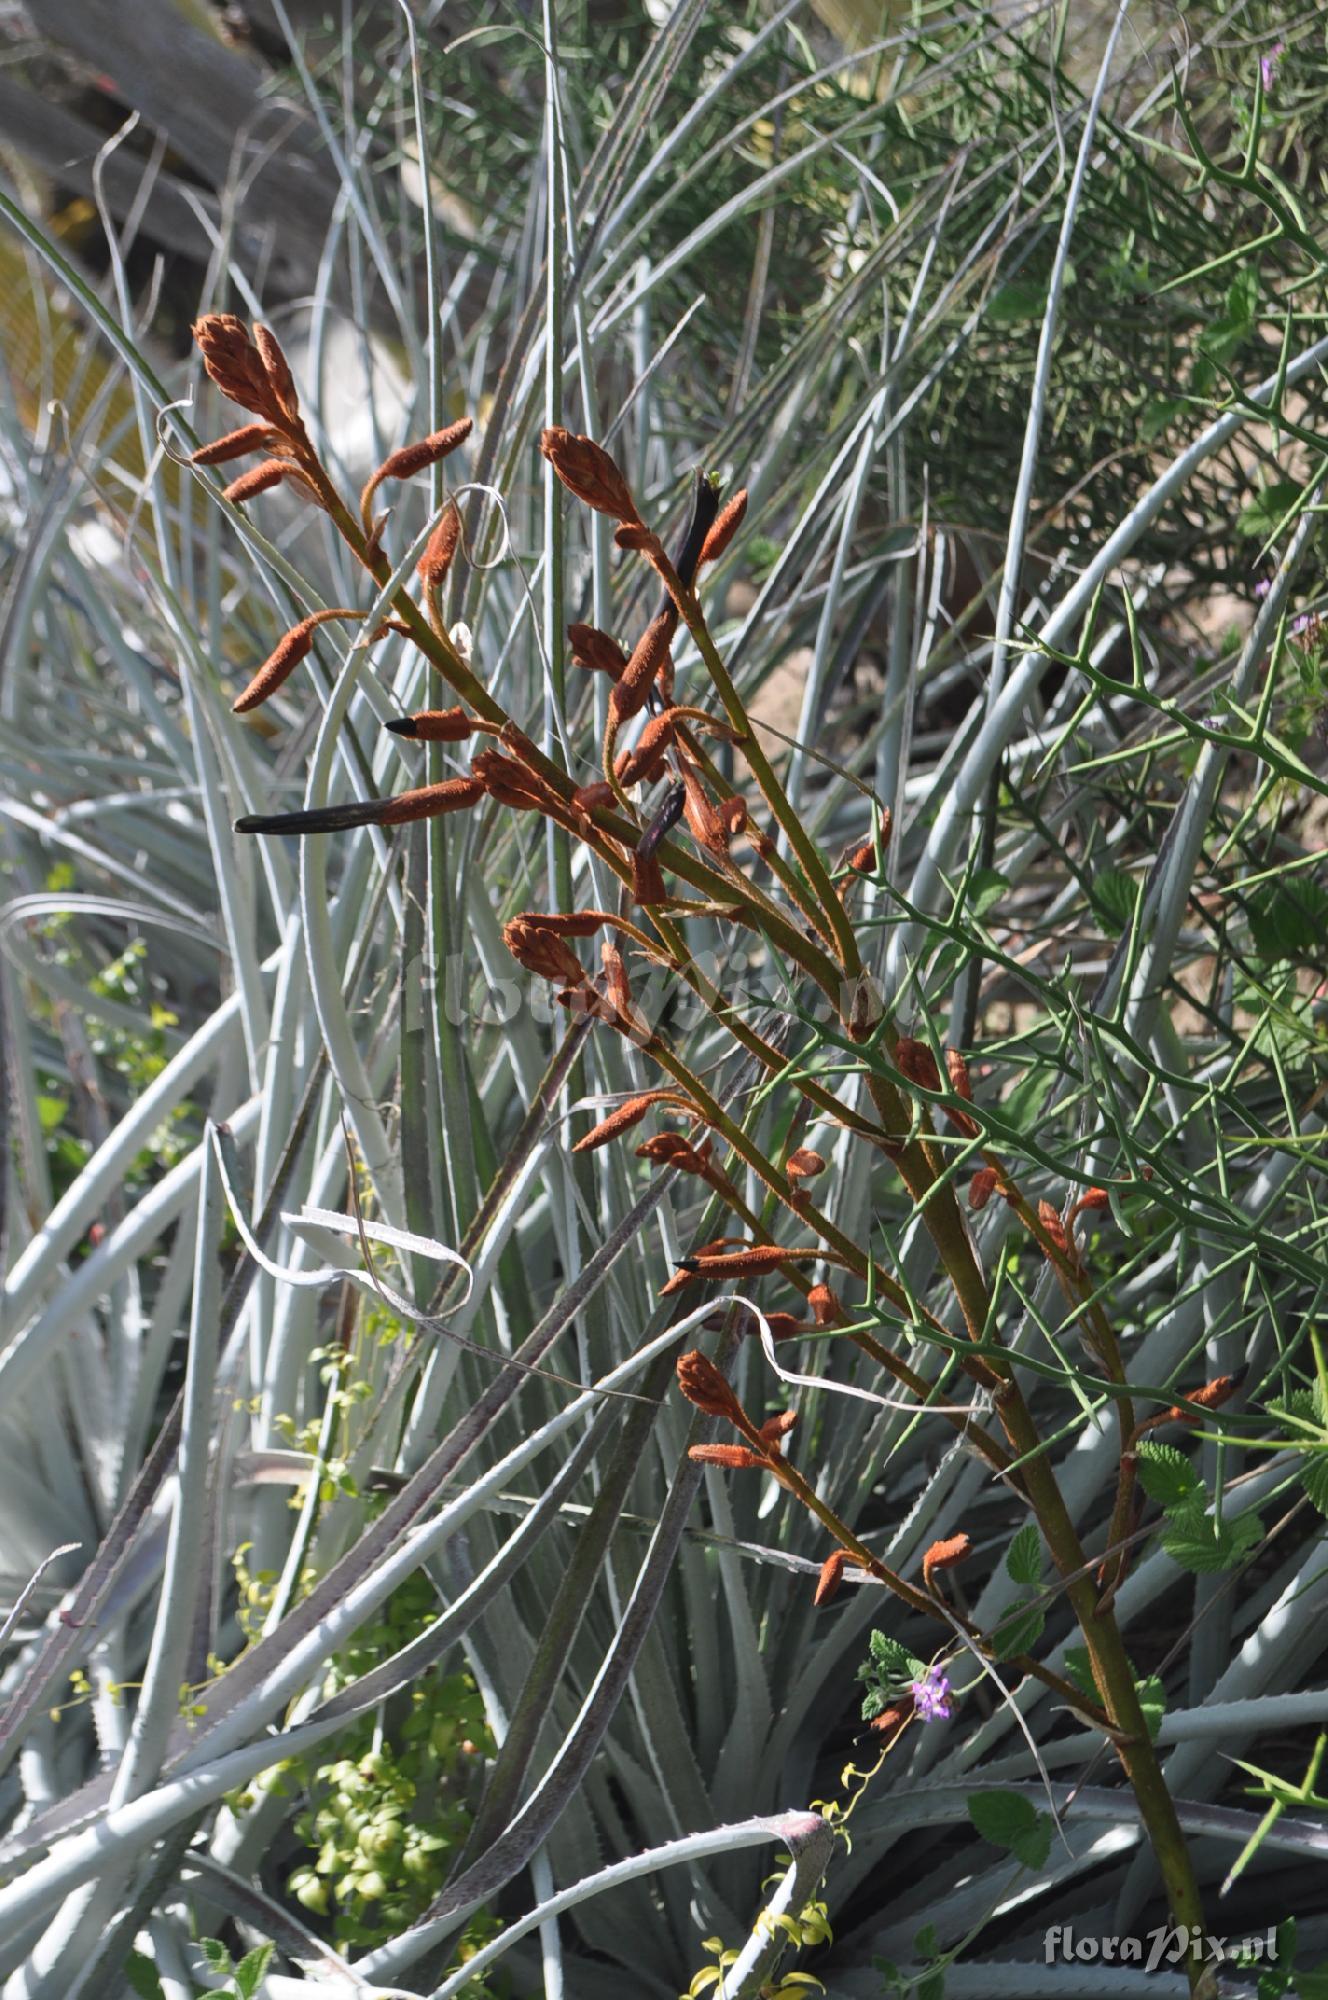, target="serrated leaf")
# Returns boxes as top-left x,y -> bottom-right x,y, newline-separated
991,1598 -> 1045,1660
1141,395 -> 1183,443
967,1789 -> 1051,1869
1010,1815 -> 1053,1870
125,1954 -> 166,2000
1007,261 -> 1076,325
1226,267 -> 1258,329
1137,1673 -> 1166,1743
1163,1504 -> 1262,1573
865,1631 -> 923,1689
967,868 -> 1009,919
1247,880 -> 1328,964
199,1941 -> 231,1975
1003,1066 -> 1056,1132
1093,866 -> 1139,934
234,1944 -> 274,2000
1064,1646 -> 1097,1703
1268,1389 -> 1316,1428
1237,480 -> 1302,540
1005,1523 -> 1041,1586
1134,1439 -> 1201,1511
1299,1450 -> 1328,1517
987,278 -> 1048,324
